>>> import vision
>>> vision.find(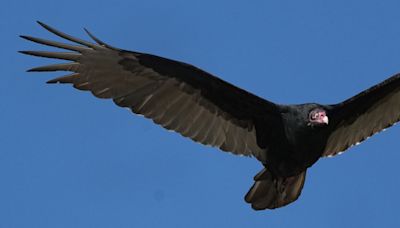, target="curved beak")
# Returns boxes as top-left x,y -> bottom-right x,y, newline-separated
322,116 -> 329,125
